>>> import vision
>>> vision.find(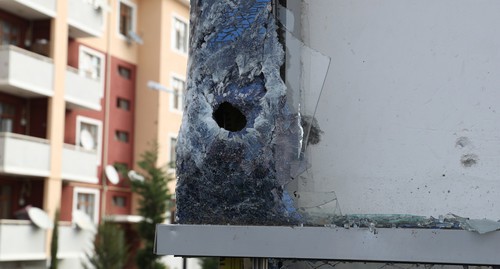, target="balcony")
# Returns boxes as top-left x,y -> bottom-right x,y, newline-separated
0,0 -> 56,20
67,0 -> 106,38
65,67 -> 102,111
0,45 -> 54,98
0,220 -> 46,261
62,144 -> 98,183
58,223 -> 95,260
0,132 -> 50,177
